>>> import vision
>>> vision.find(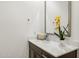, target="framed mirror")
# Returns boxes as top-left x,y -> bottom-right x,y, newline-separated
44,1 -> 71,37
